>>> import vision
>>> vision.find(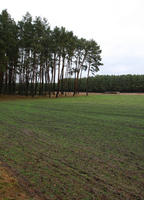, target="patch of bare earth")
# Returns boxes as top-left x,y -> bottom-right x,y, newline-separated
120,92 -> 144,95
1,92 -> 144,102
0,161 -> 31,200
